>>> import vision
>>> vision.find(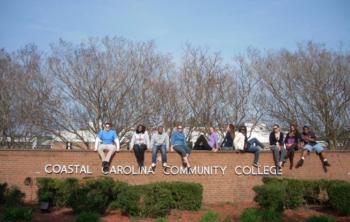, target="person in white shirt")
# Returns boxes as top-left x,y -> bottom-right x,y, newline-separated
150,126 -> 170,171
129,124 -> 150,170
